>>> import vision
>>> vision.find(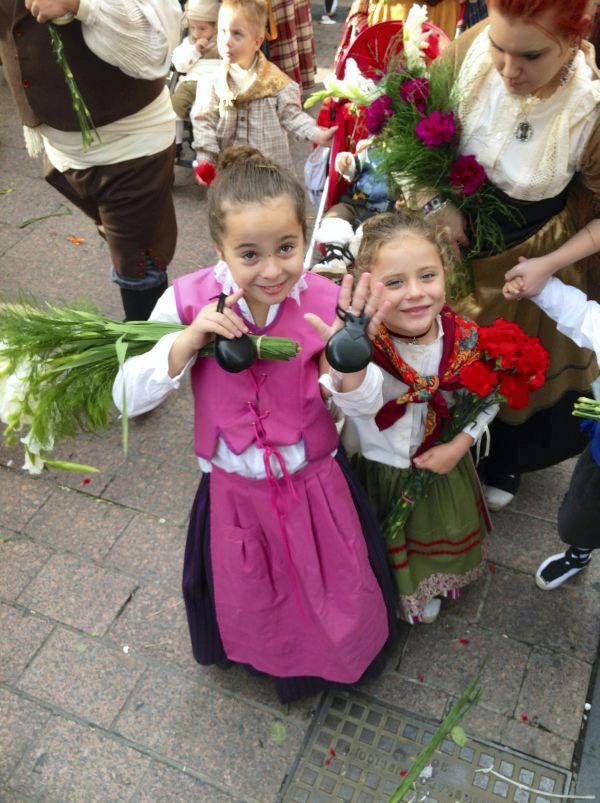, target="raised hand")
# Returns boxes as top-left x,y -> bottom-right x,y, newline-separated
305,272 -> 388,344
